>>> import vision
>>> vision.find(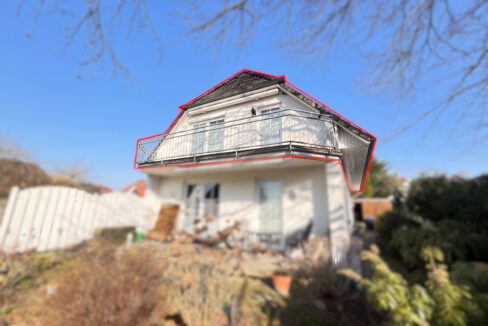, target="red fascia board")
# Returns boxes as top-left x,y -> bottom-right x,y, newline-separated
358,139 -> 377,192
136,154 -> 363,193
134,68 -> 376,192
283,80 -> 375,139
